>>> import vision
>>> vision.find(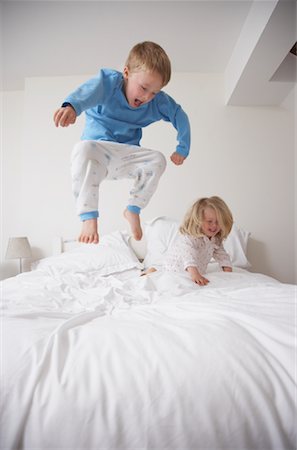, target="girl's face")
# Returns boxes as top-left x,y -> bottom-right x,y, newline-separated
123,67 -> 163,108
201,207 -> 221,238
